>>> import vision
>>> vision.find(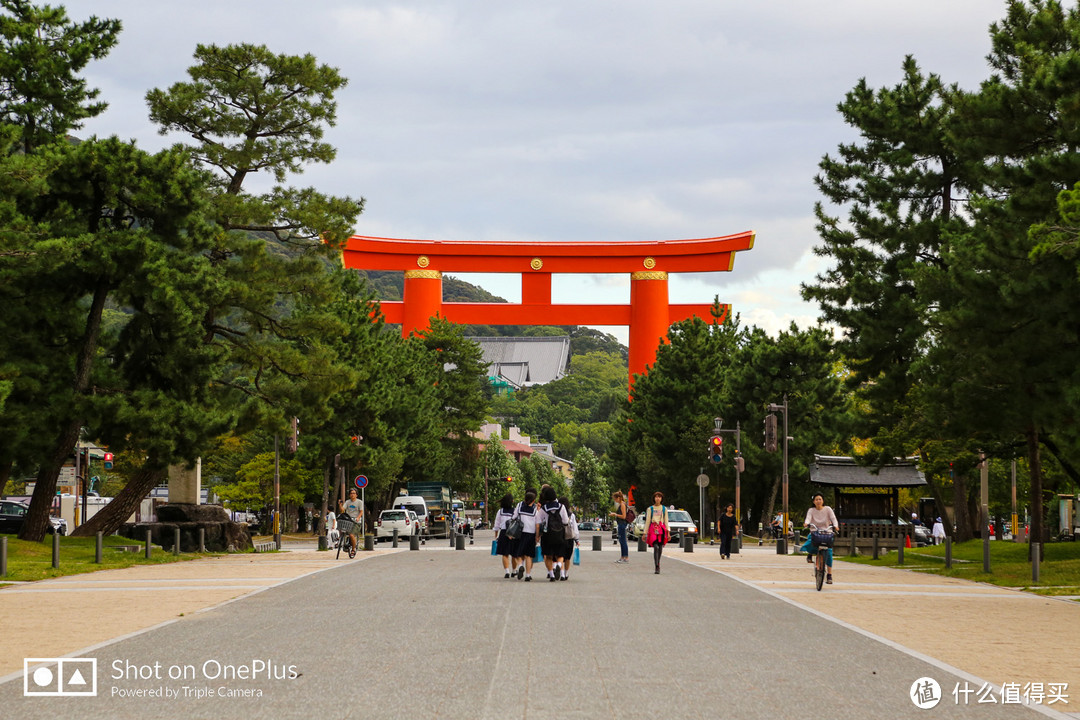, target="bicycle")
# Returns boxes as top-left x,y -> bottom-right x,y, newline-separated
336,515 -> 358,559
806,524 -> 835,591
